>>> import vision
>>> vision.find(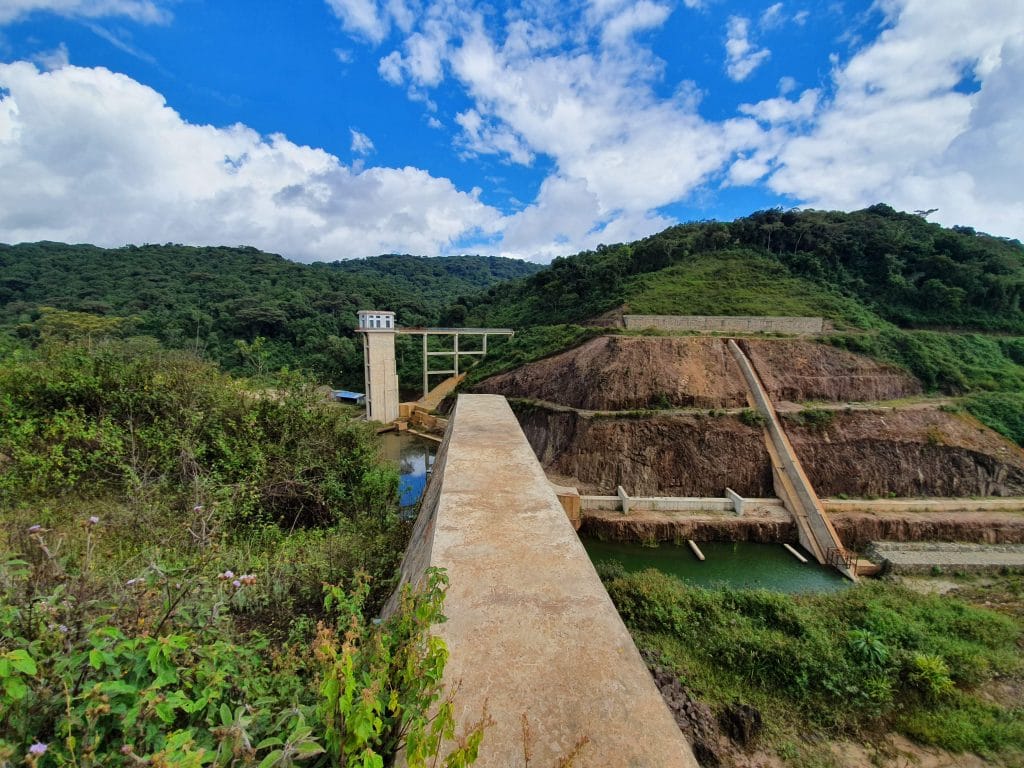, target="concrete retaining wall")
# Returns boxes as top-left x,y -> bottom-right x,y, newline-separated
387,395 -> 697,767
867,541 -> 1024,575
583,495 -> 734,513
624,314 -> 827,334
